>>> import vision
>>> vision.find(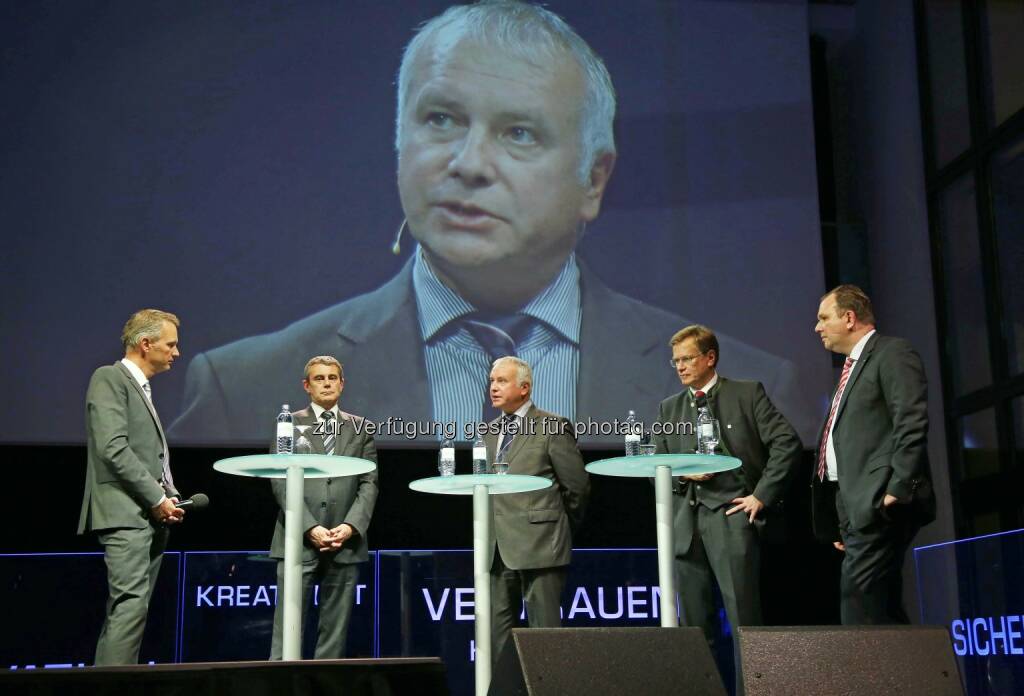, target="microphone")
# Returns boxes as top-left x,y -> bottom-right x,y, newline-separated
174,493 -> 210,511
391,219 -> 407,255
